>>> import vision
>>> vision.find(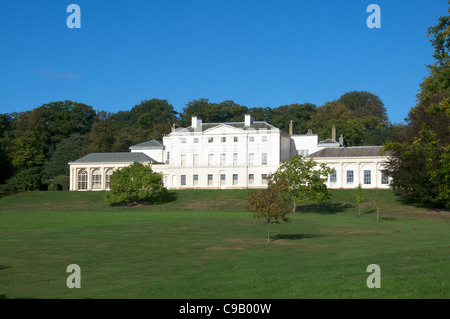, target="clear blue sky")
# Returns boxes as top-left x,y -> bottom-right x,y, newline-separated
0,0 -> 448,124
